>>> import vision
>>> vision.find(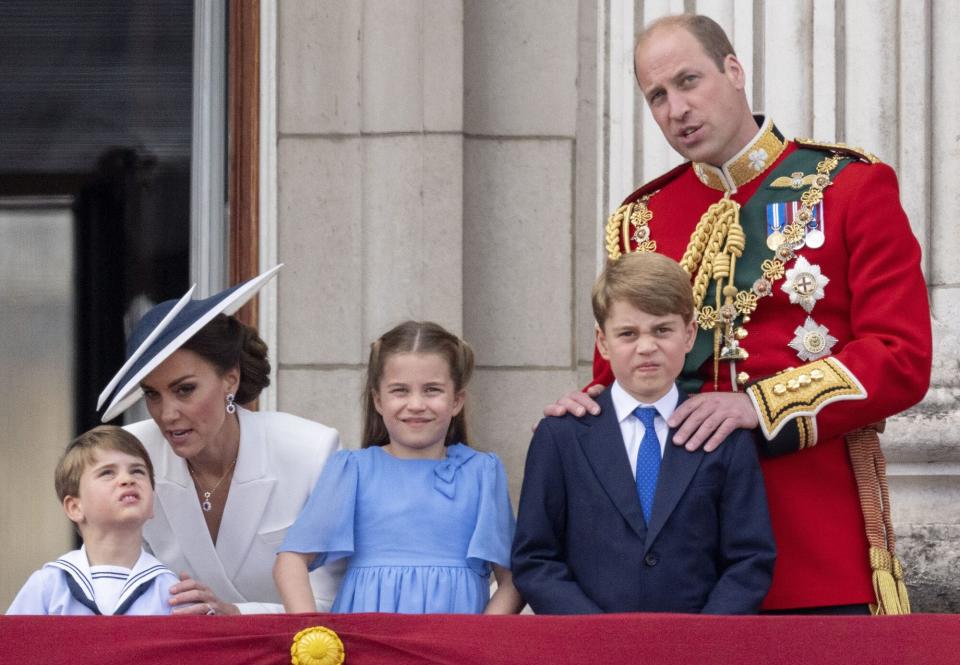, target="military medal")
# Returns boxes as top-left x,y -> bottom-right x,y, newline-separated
766,203 -> 785,250
767,230 -> 784,251
805,228 -> 825,248
803,199 -> 826,248
788,316 -> 838,361
805,221 -> 825,249
782,256 -> 829,312
767,201 -> 826,250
